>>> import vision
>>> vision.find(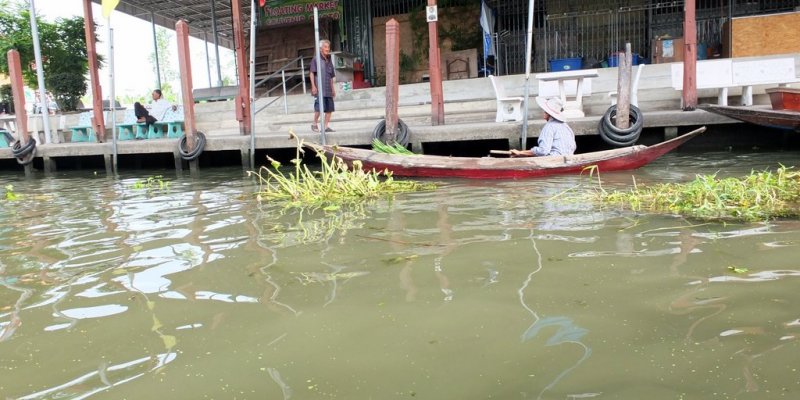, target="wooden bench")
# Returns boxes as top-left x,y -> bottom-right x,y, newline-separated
671,57 -> 798,106
535,69 -> 599,118
489,75 -> 524,122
